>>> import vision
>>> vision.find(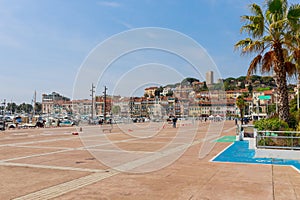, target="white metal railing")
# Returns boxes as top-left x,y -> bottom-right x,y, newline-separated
256,131 -> 300,150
